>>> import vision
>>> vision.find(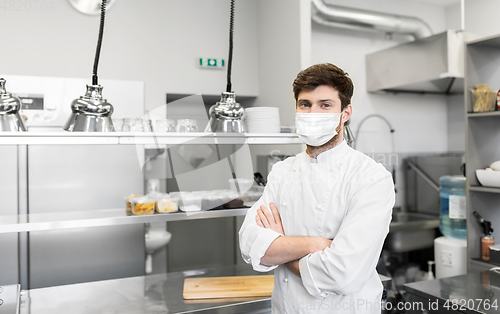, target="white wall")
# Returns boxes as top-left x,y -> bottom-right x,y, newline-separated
254,0 -> 310,126
1,0 -> 259,113
244,0 -> 310,173
447,93 -> 466,152
313,0 -> 452,155
311,0 -> 461,207
446,2 -> 463,30
465,0 -> 500,37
